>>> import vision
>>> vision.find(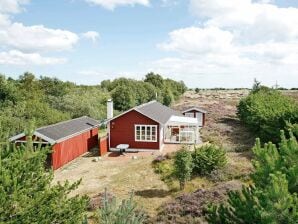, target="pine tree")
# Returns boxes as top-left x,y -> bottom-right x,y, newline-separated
207,172 -> 298,224
173,147 -> 193,190
252,131 -> 298,193
96,189 -> 146,224
0,134 -> 88,223
205,132 -> 298,223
